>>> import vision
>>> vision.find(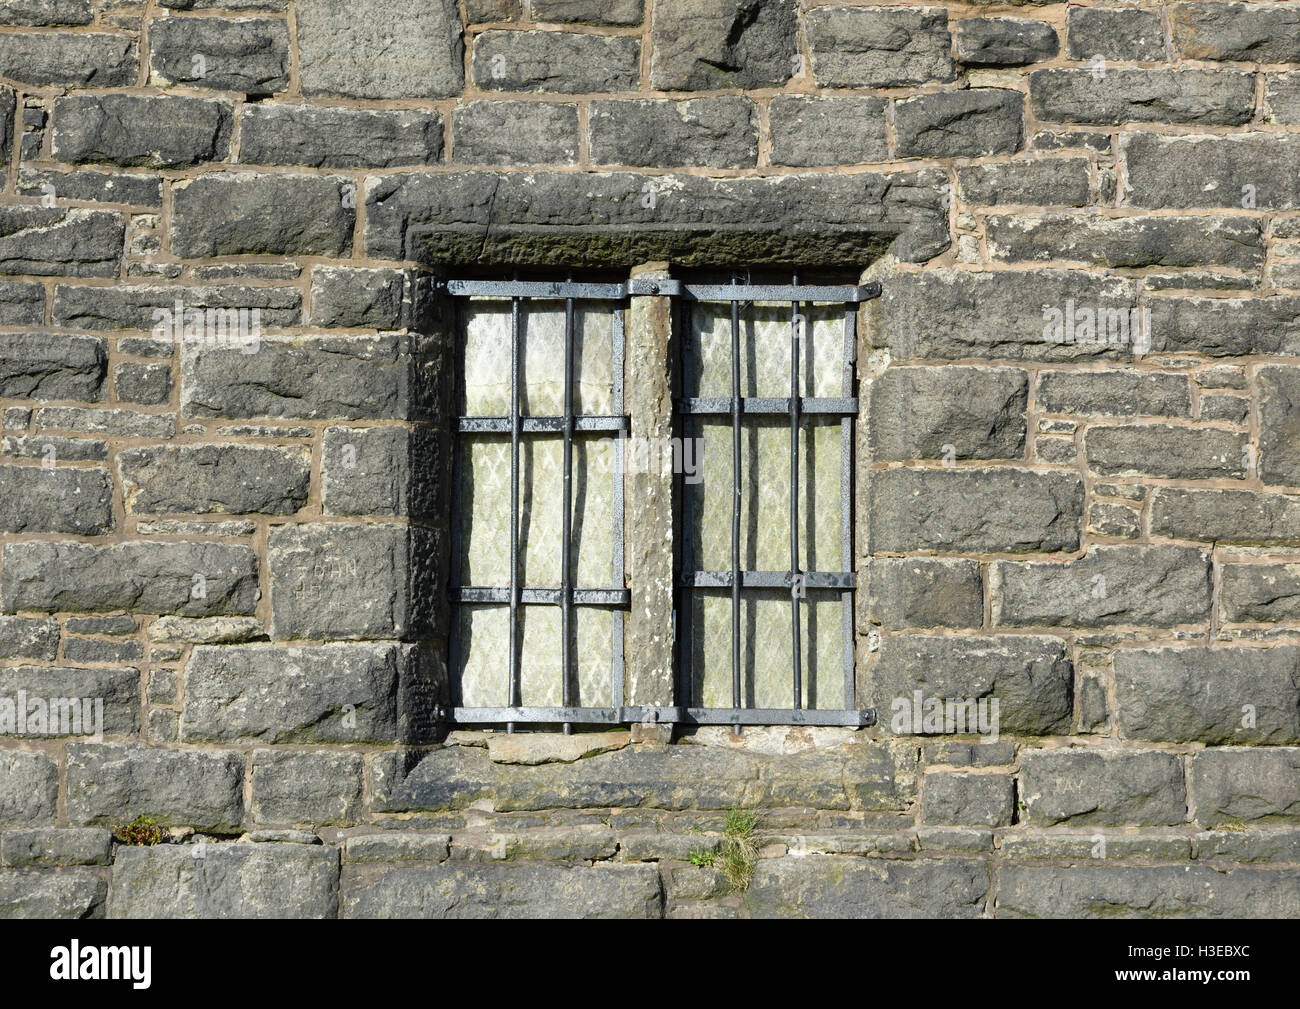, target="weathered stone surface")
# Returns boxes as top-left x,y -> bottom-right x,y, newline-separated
1113,646 -> 1300,744
171,172 -> 353,258
873,269 -> 1140,362
650,0 -> 796,91
1125,134 -> 1300,210
0,281 -> 42,326
867,468 -> 1083,553
0,616 -> 58,661
0,207 -> 123,278
956,17 -> 1058,66
957,157 -> 1090,207
52,95 -> 232,168
1257,366 -> 1300,486
18,167 -> 162,208
118,444 -> 310,515
532,0 -> 639,24
0,464 -> 112,534
987,215 -> 1264,270
1266,73 -> 1300,125
486,731 -> 630,766
366,168 -> 946,267
52,282 -> 300,331
895,89 -> 1023,159
111,843 -> 339,918
1,540 -> 260,615
251,750 -> 363,825
0,870 -> 105,918
114,362 -> 172,405
62,639 -> 141,664
767,95 -> 887,167
922,773 -> 1014,826
0,0 -> 93,24
34,406 -> 174,438
0,333 -> 105,402
148,17 -> 289,94
1192,748 -> 1300,825
240,104 -> 442,168
1148,296 -> 1300,356
181,642 -> 433,744
321,425 -> 440,518
268,523 -> 435,640
1196,828 -> 1300,862
865,558 -> 983,630
868,366 -> 1027,461
472,29 -> 639,93
1002,832 -> 1191,860
1152,487 -> 1300,544
453,100 -> 578,165
0,32 -> 136,86
1019,748 -> 1186,826
0,828 -> 110,867
67,743 -> 244,831
997,865 -> 1300,918
1221,563 -> 1300,622
1029,68 -> 1256,125
1067,7 -> 1165,61
309,267 -> 428,330
806,6 -> 954,87
343,862 -> 661,918
1172,2 -> 1300,63
0,665 -> 139,736
450,827 -> 617,862
589,97 -> 757,169
1085,424 -> 1244,480
1036,370 -> 1190,417
0,750 -> 58,825
182,333 -> 437,421
746,856 -> 988,918
871,635 -> 1073,736
147,616 -> 264,644
375,740 -> 914,813
297,0 -> 463,99
344,832 -> 450,862
991,546 -> 1211,628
